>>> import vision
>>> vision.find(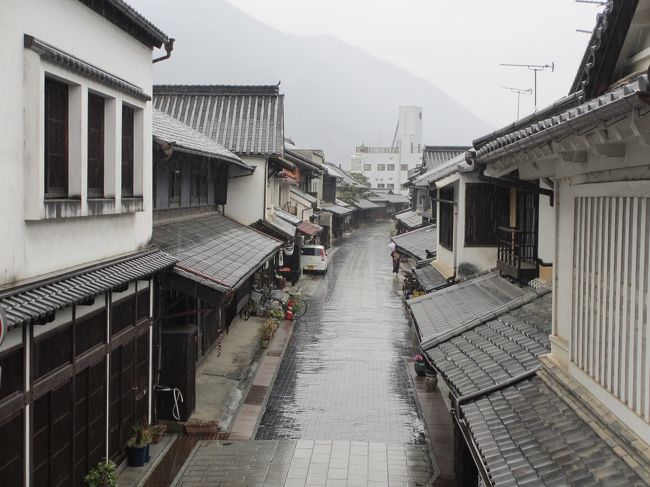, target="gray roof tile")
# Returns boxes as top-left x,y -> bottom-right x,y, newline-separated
290,187 -> 317,204
152,109 -> 252,173
460,377 -> 645,486
153,85 -> 284,156
351,198 -> 380,210
408,271 -> 543,348
152,213 -> 281,289
391,225 -> 437,260
422,146 -> 470,168
321,203 -> 354,216
413,264 -> 448,292
394,210 -> 424,230
426,294 -> 552,398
